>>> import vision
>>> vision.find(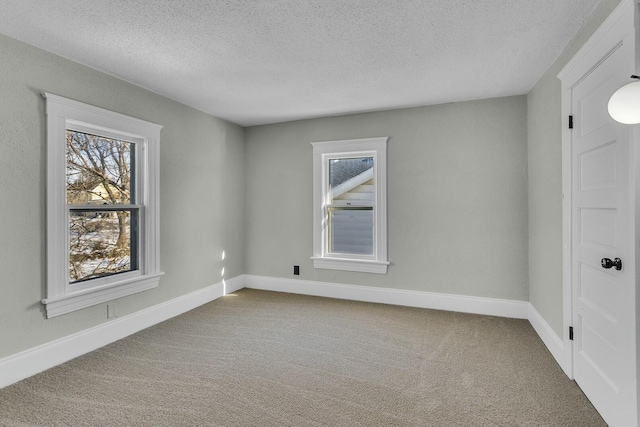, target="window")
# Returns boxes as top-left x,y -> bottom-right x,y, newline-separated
43,93 -> 163,318
311,137 -> 389,274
